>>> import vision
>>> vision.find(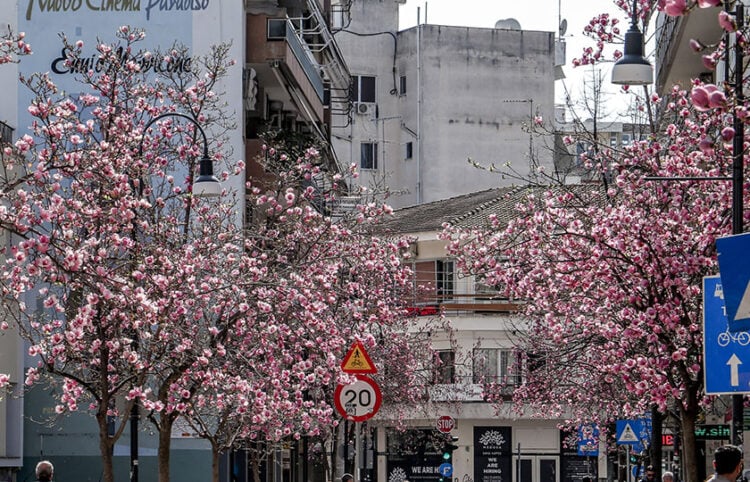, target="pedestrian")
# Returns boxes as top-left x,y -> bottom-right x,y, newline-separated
663,471 -> 674,482
582,476 -> 592,482
35,460 -> 54,482
342,473 -> 354,482
707,445 -> 744,482
641,466 -> 657,482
